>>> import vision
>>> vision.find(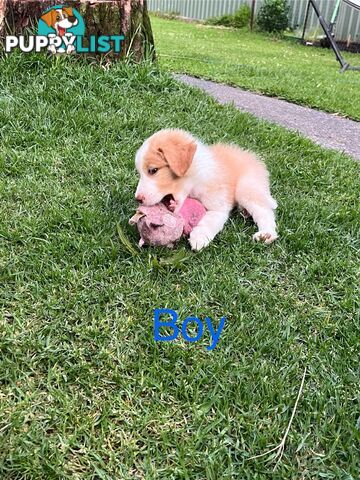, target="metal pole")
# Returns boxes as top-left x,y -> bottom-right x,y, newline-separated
309,0 -> 349,71
302,0 -> 311,43
250,0 -> 256,31
329,0 -> 341,34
